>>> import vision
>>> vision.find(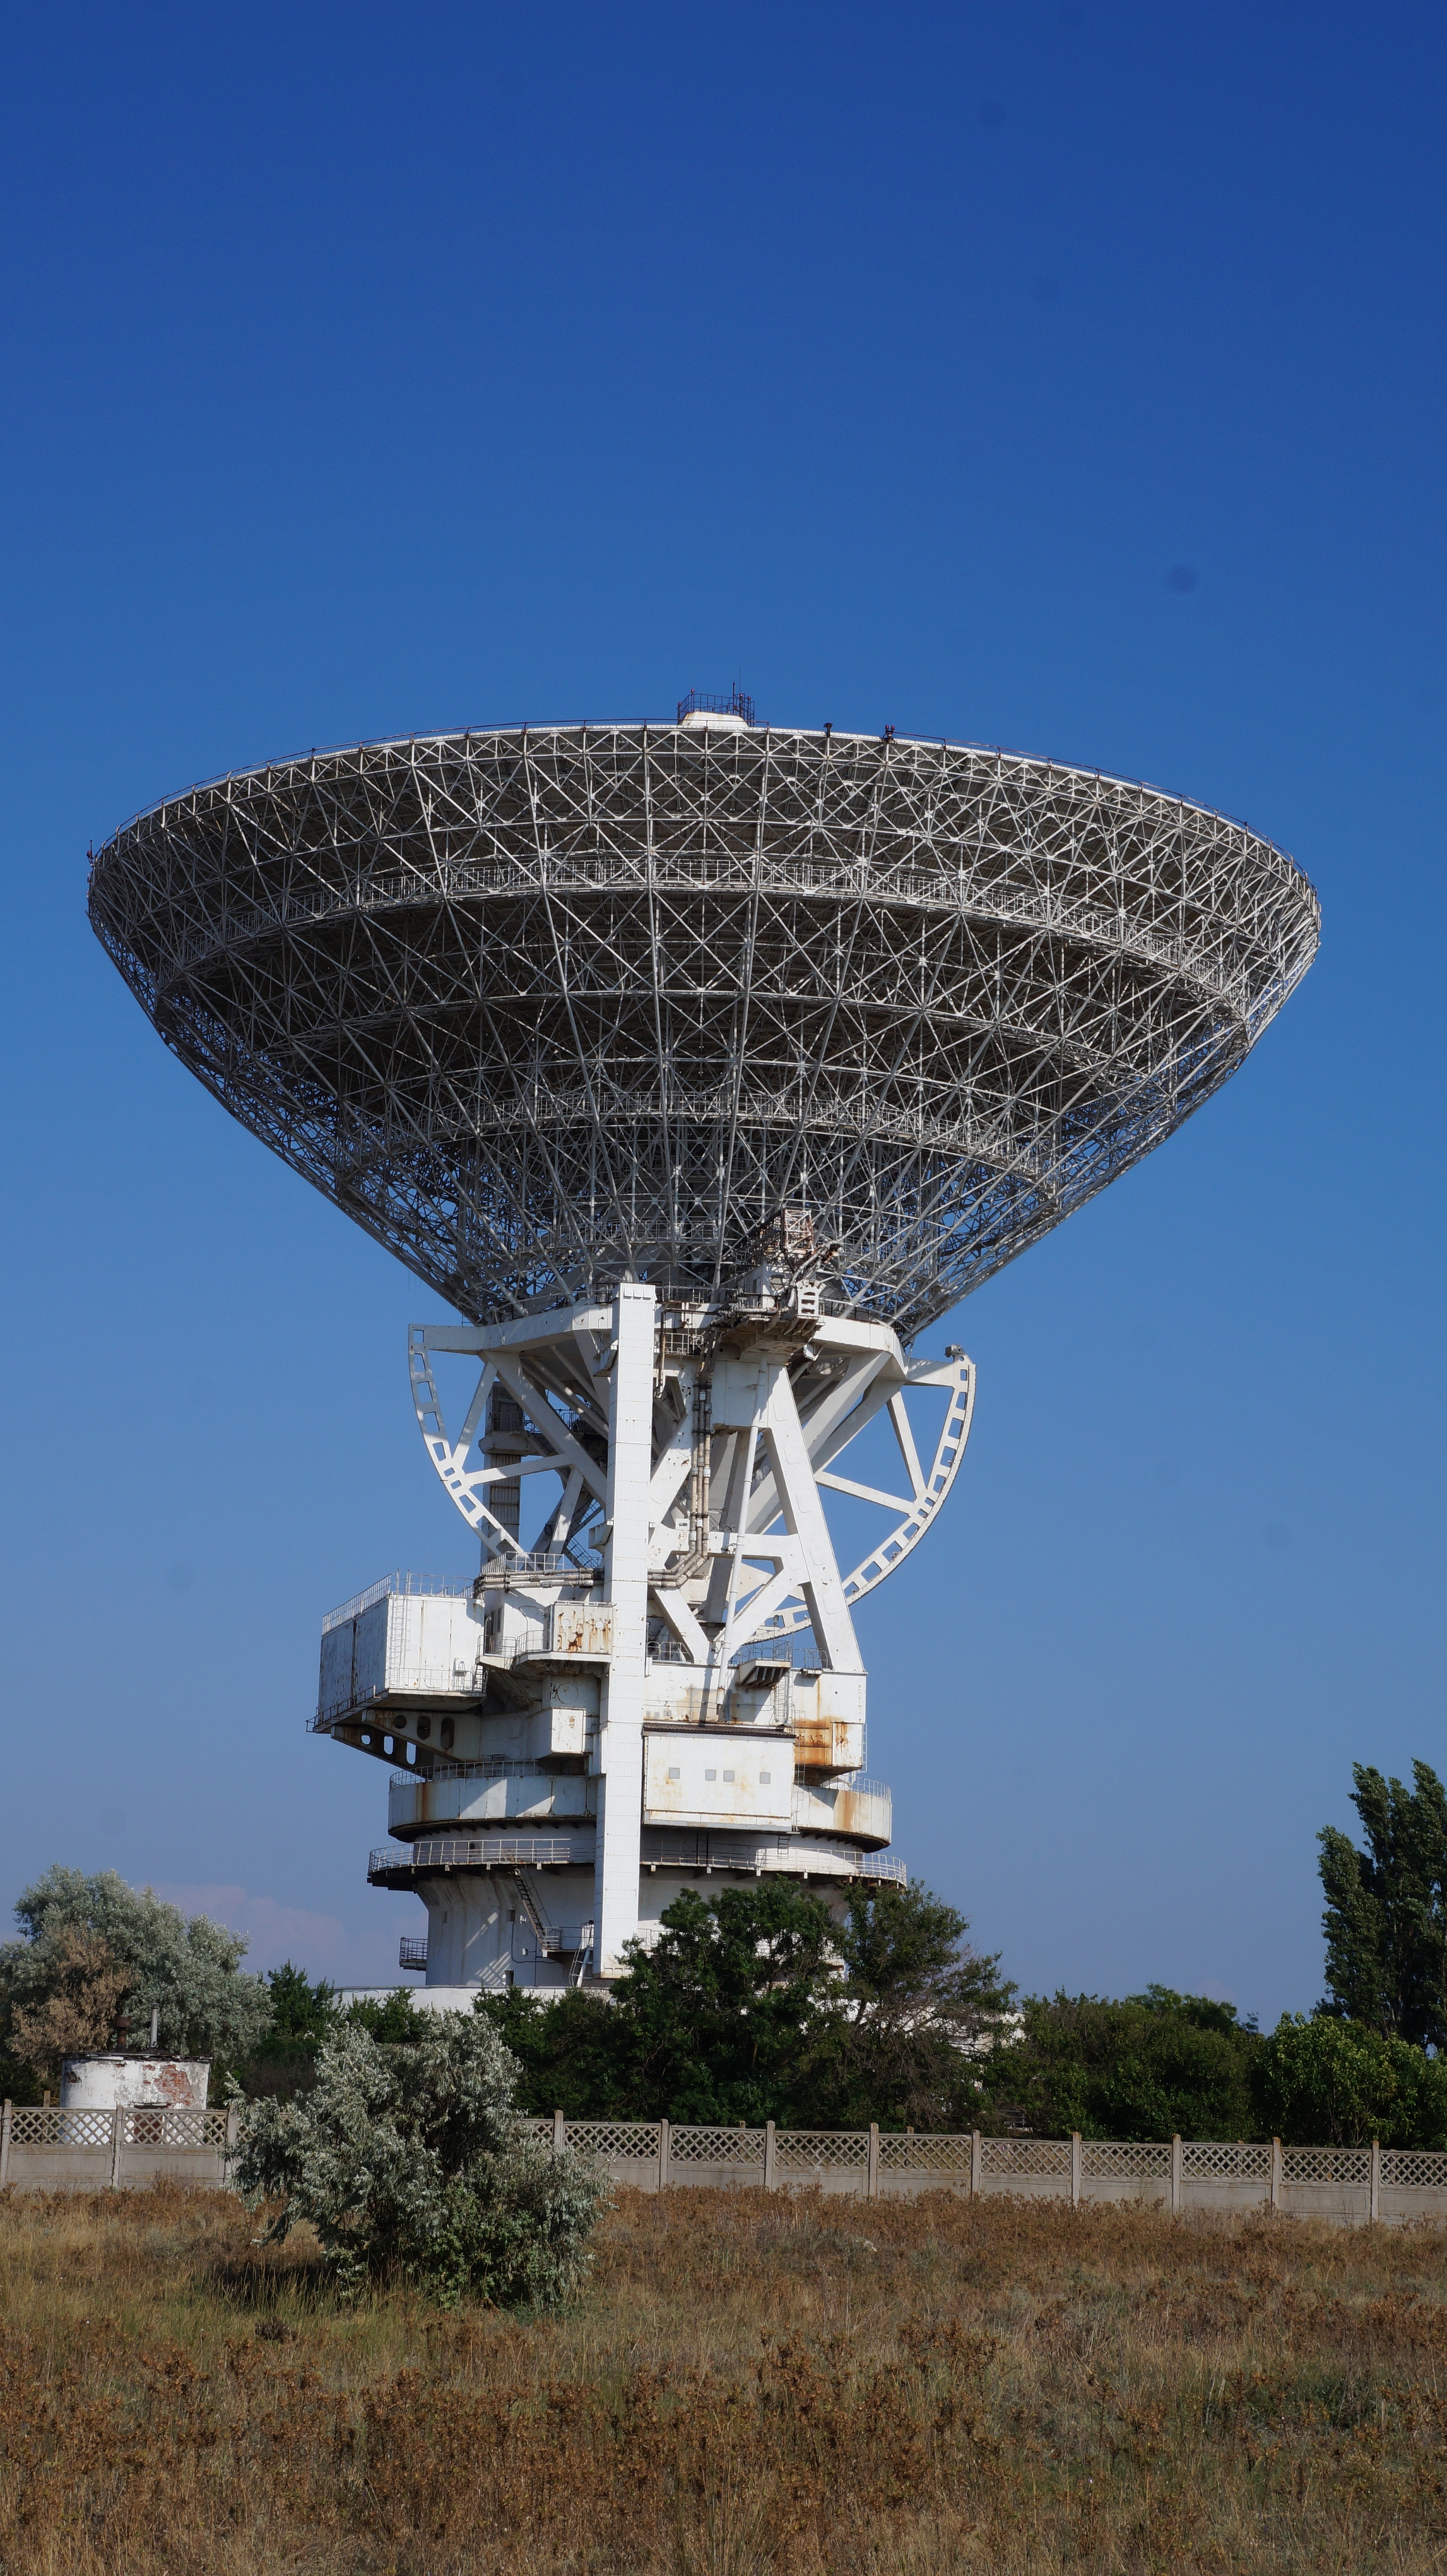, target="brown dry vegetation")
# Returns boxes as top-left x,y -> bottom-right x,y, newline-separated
3,2183 -> 1447,2573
